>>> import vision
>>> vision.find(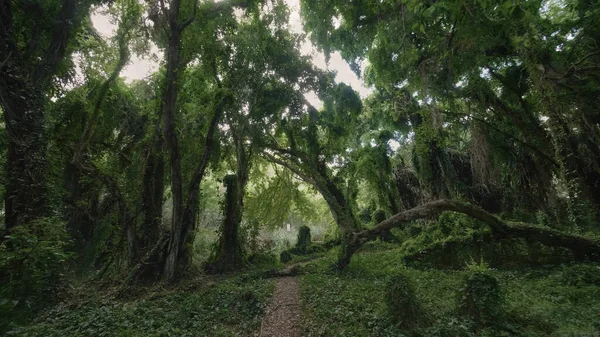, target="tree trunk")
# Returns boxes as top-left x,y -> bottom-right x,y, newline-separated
2,84 -> 48,229
205,174 -> 245,273
162,24 -> 185,281
141,132 -> 165,250
1,0 -> 85,230
205,133 -> 249,273
309,169 -> 363,268
177,96 -> 228,268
